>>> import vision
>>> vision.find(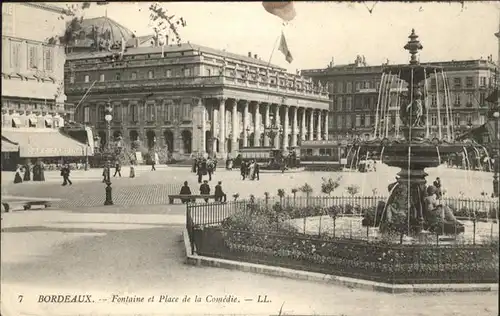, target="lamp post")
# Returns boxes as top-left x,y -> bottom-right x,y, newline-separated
104,105 -> 113,151
197,124 -> 203,157
493,111 -> 499,198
